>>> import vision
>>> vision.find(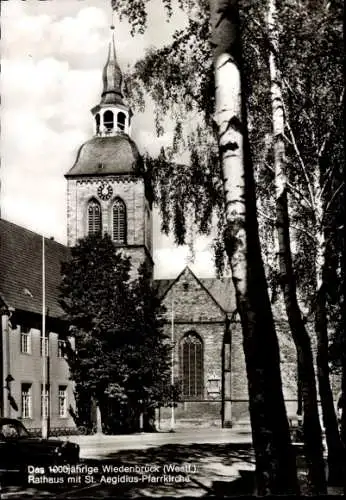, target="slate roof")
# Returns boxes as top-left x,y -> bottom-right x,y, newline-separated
65,135 -> 141,177
155,270 -> 236,314
0,219 -> 236,319
0,219 -> 70,319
